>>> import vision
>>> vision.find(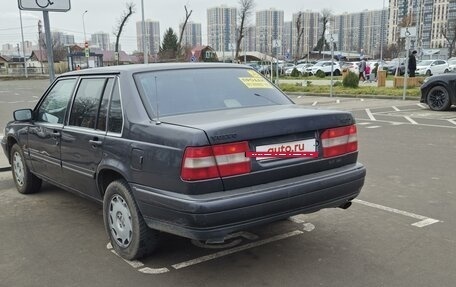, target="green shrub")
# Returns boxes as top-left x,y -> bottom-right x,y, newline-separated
315,70 -> 326,78
333,81 -> 342,87
302,72 -> 310,77
343,71 -> 359,88
290,68 -> 301,77
306,80 -> 312,87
